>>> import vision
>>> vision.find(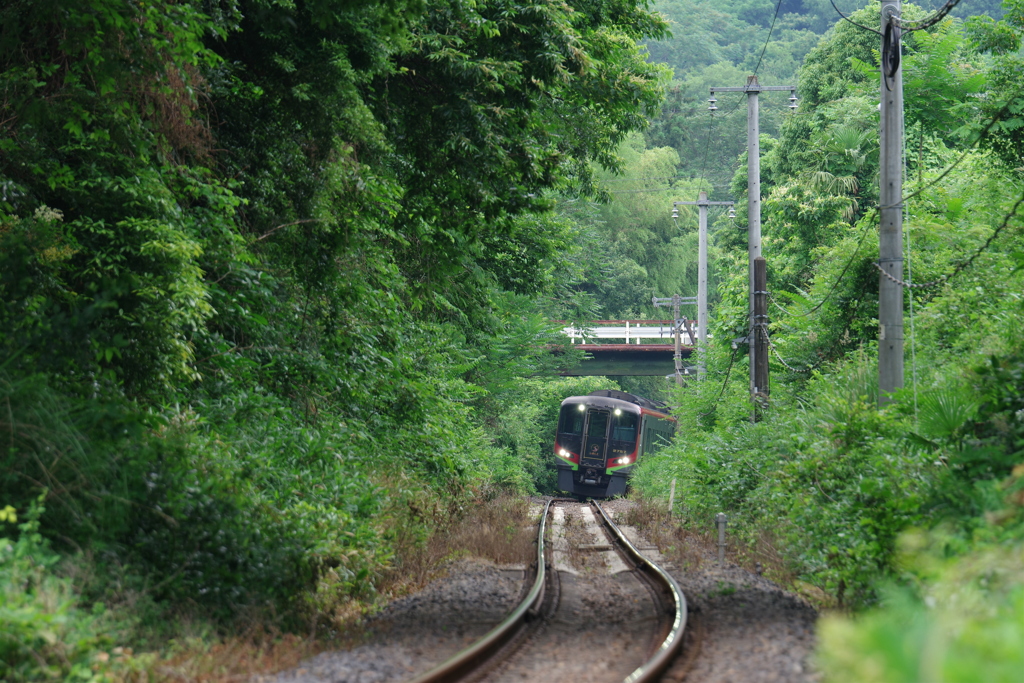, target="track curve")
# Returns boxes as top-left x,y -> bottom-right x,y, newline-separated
406,498 -> 688,683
